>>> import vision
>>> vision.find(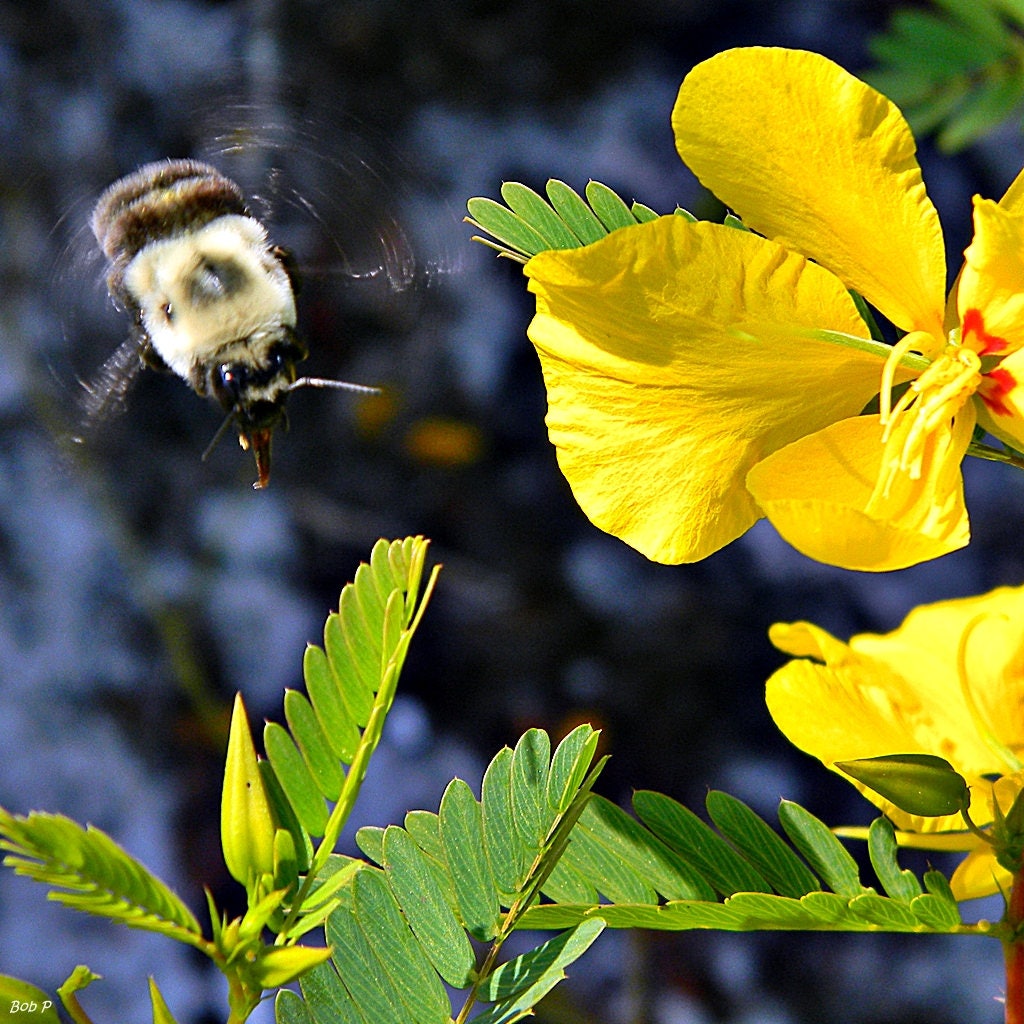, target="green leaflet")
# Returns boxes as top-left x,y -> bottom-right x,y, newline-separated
705,790 -> 819,898
0,809 -> 203,948
777,800 -> 867,898
440,778 -> 501,941
288,726 -> 607,1024
470,920 -> 606,1024
466,179 -> 692,262
267,538 -> 440,884
865,0 -> 1024,151
517,795 -> 971,937
383,825 -> 476,987
632,790 -> 771,896
0,976 -> 61,1024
